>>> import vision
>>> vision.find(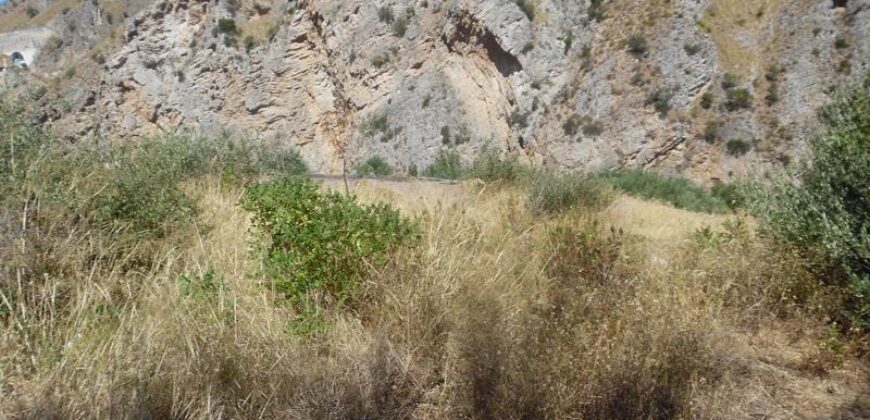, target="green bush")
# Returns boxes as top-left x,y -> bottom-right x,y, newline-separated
726,139 -> 752,156
244,35 -> 257,52
700,92 -> 715,109
749,75 -> 870,326
834,36 -> 850,49
424,149 -> 466,180
725,88 -> 753,111
627,34 -> 649,57
647,86 -> 675,117
703,121 -> 719,143
392,15 -> 408,36
721,73 -> 739,90
241,179 -> 418,302
588,0 -> 605,21
683,42 -> 702,56
356,156 -> 394,177
217,18 -> 237,35
253,146 -> 308,178
514,0 -> 536,20
468,148 -> 529,183
526,171 -> 612,215
711,181 -> 745,210
596,170 -> 729,214
378,6 -> 395,23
